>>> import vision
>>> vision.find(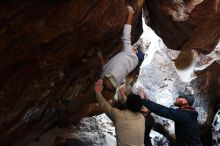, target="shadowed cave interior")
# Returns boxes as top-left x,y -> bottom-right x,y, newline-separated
0,0 -> 220,146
